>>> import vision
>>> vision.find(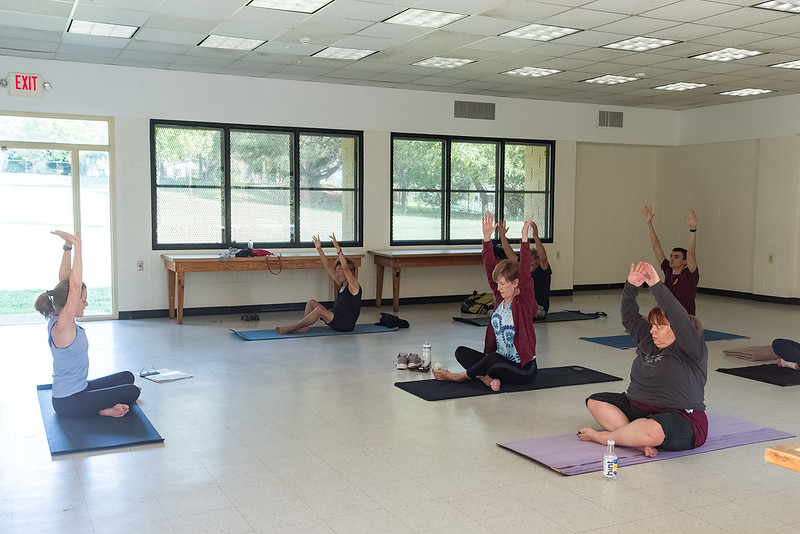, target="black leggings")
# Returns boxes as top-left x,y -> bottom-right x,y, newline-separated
52,371 -> 140,417
774,338 -> 800,364
455,346 -> 538,384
